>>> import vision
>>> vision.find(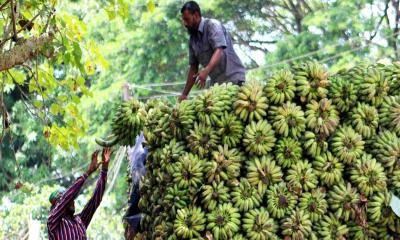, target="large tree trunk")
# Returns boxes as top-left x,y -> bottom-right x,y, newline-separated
0,31 -> 54,72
